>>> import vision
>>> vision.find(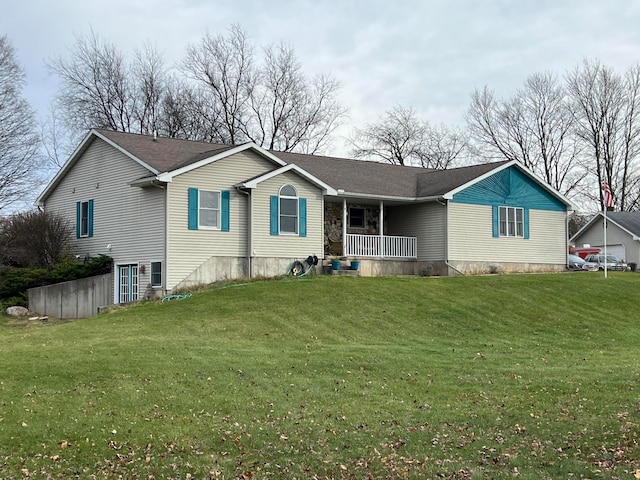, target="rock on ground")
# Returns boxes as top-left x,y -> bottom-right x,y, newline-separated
6,306 -> 30,317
